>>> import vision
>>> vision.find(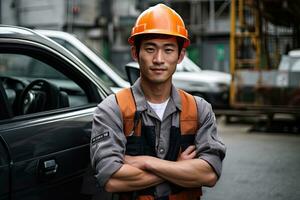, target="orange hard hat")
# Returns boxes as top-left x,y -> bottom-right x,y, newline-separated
128,4 -> 190,48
